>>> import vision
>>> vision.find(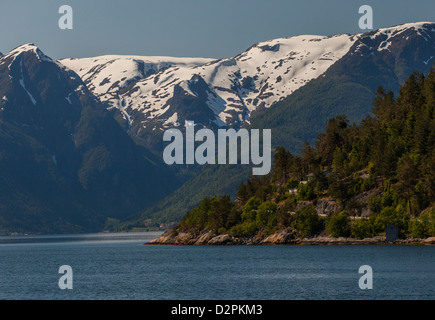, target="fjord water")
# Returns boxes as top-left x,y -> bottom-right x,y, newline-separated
0,232 -> 433,300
